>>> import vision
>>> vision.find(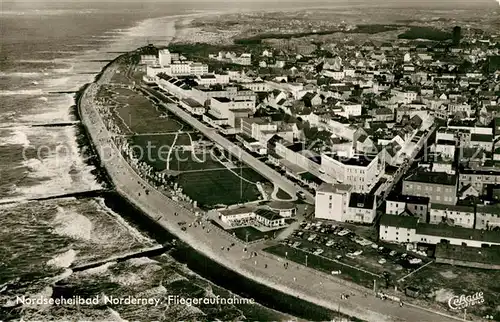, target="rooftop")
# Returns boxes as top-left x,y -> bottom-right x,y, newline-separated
317,183 -> 352,194
404,171 -> 457,186
323,153 -> 375,167
219,207 -> 254,216
435,244 -> 500,266
255,208 -> 285,221
380,214 -> 418,229
430,203 -> 474,213
386,194 -> 429,205
348,193 -> 375,209
417,223 -> 500,243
